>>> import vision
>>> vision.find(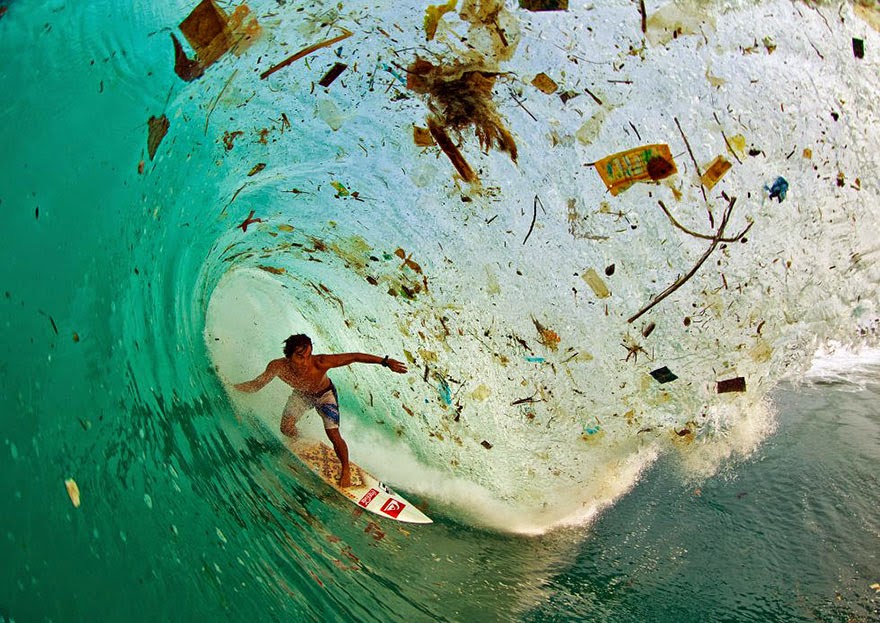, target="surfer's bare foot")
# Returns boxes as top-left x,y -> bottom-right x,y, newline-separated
338,469 -> 352,488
